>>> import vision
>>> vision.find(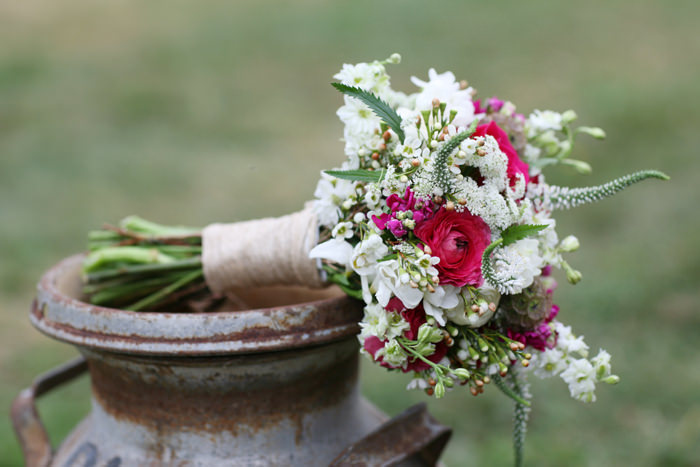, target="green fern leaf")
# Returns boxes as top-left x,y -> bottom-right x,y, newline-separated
324,169 -> 385,182
331,83 -> 405,143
